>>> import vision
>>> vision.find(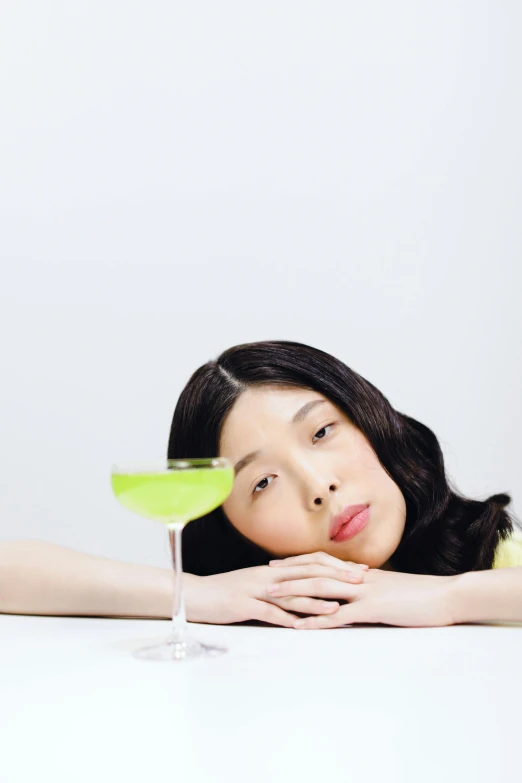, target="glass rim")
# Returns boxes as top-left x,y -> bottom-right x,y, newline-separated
111,457 -> 231,474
